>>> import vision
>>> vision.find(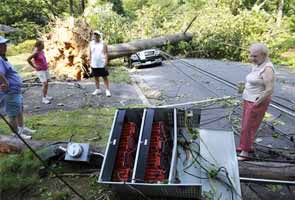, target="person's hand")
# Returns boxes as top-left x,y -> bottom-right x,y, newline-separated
237,82 -> 245,94
0,83 -> 8,91
254,96 -> 263,106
